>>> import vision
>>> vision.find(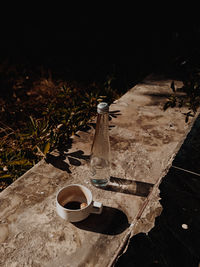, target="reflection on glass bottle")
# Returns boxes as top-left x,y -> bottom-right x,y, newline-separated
90,102 -> 110,187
